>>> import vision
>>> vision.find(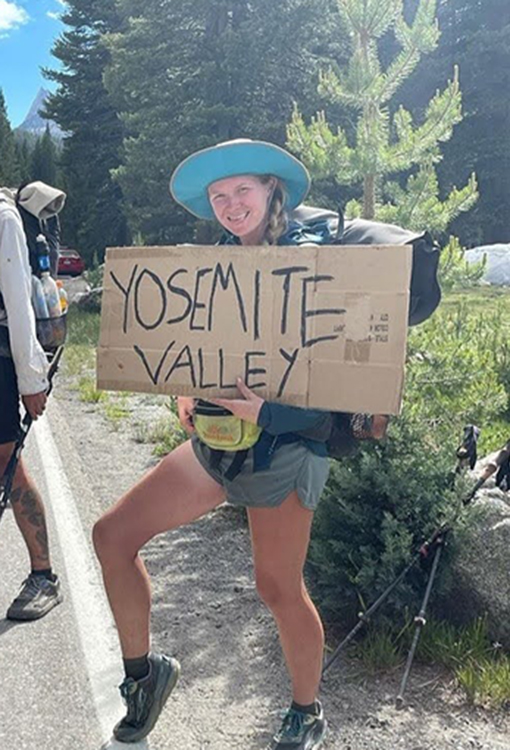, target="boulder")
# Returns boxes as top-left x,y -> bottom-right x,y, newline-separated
465,243 -> 510,285
74,287 -> 103,313
440,453 -> 510,646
